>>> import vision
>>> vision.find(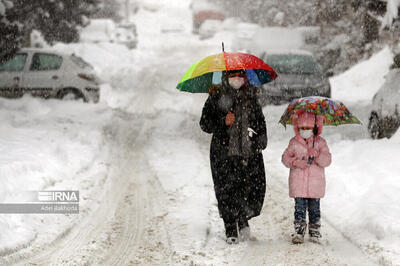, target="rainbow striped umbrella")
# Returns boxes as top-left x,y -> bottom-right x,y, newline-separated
176,52 -> 278,93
